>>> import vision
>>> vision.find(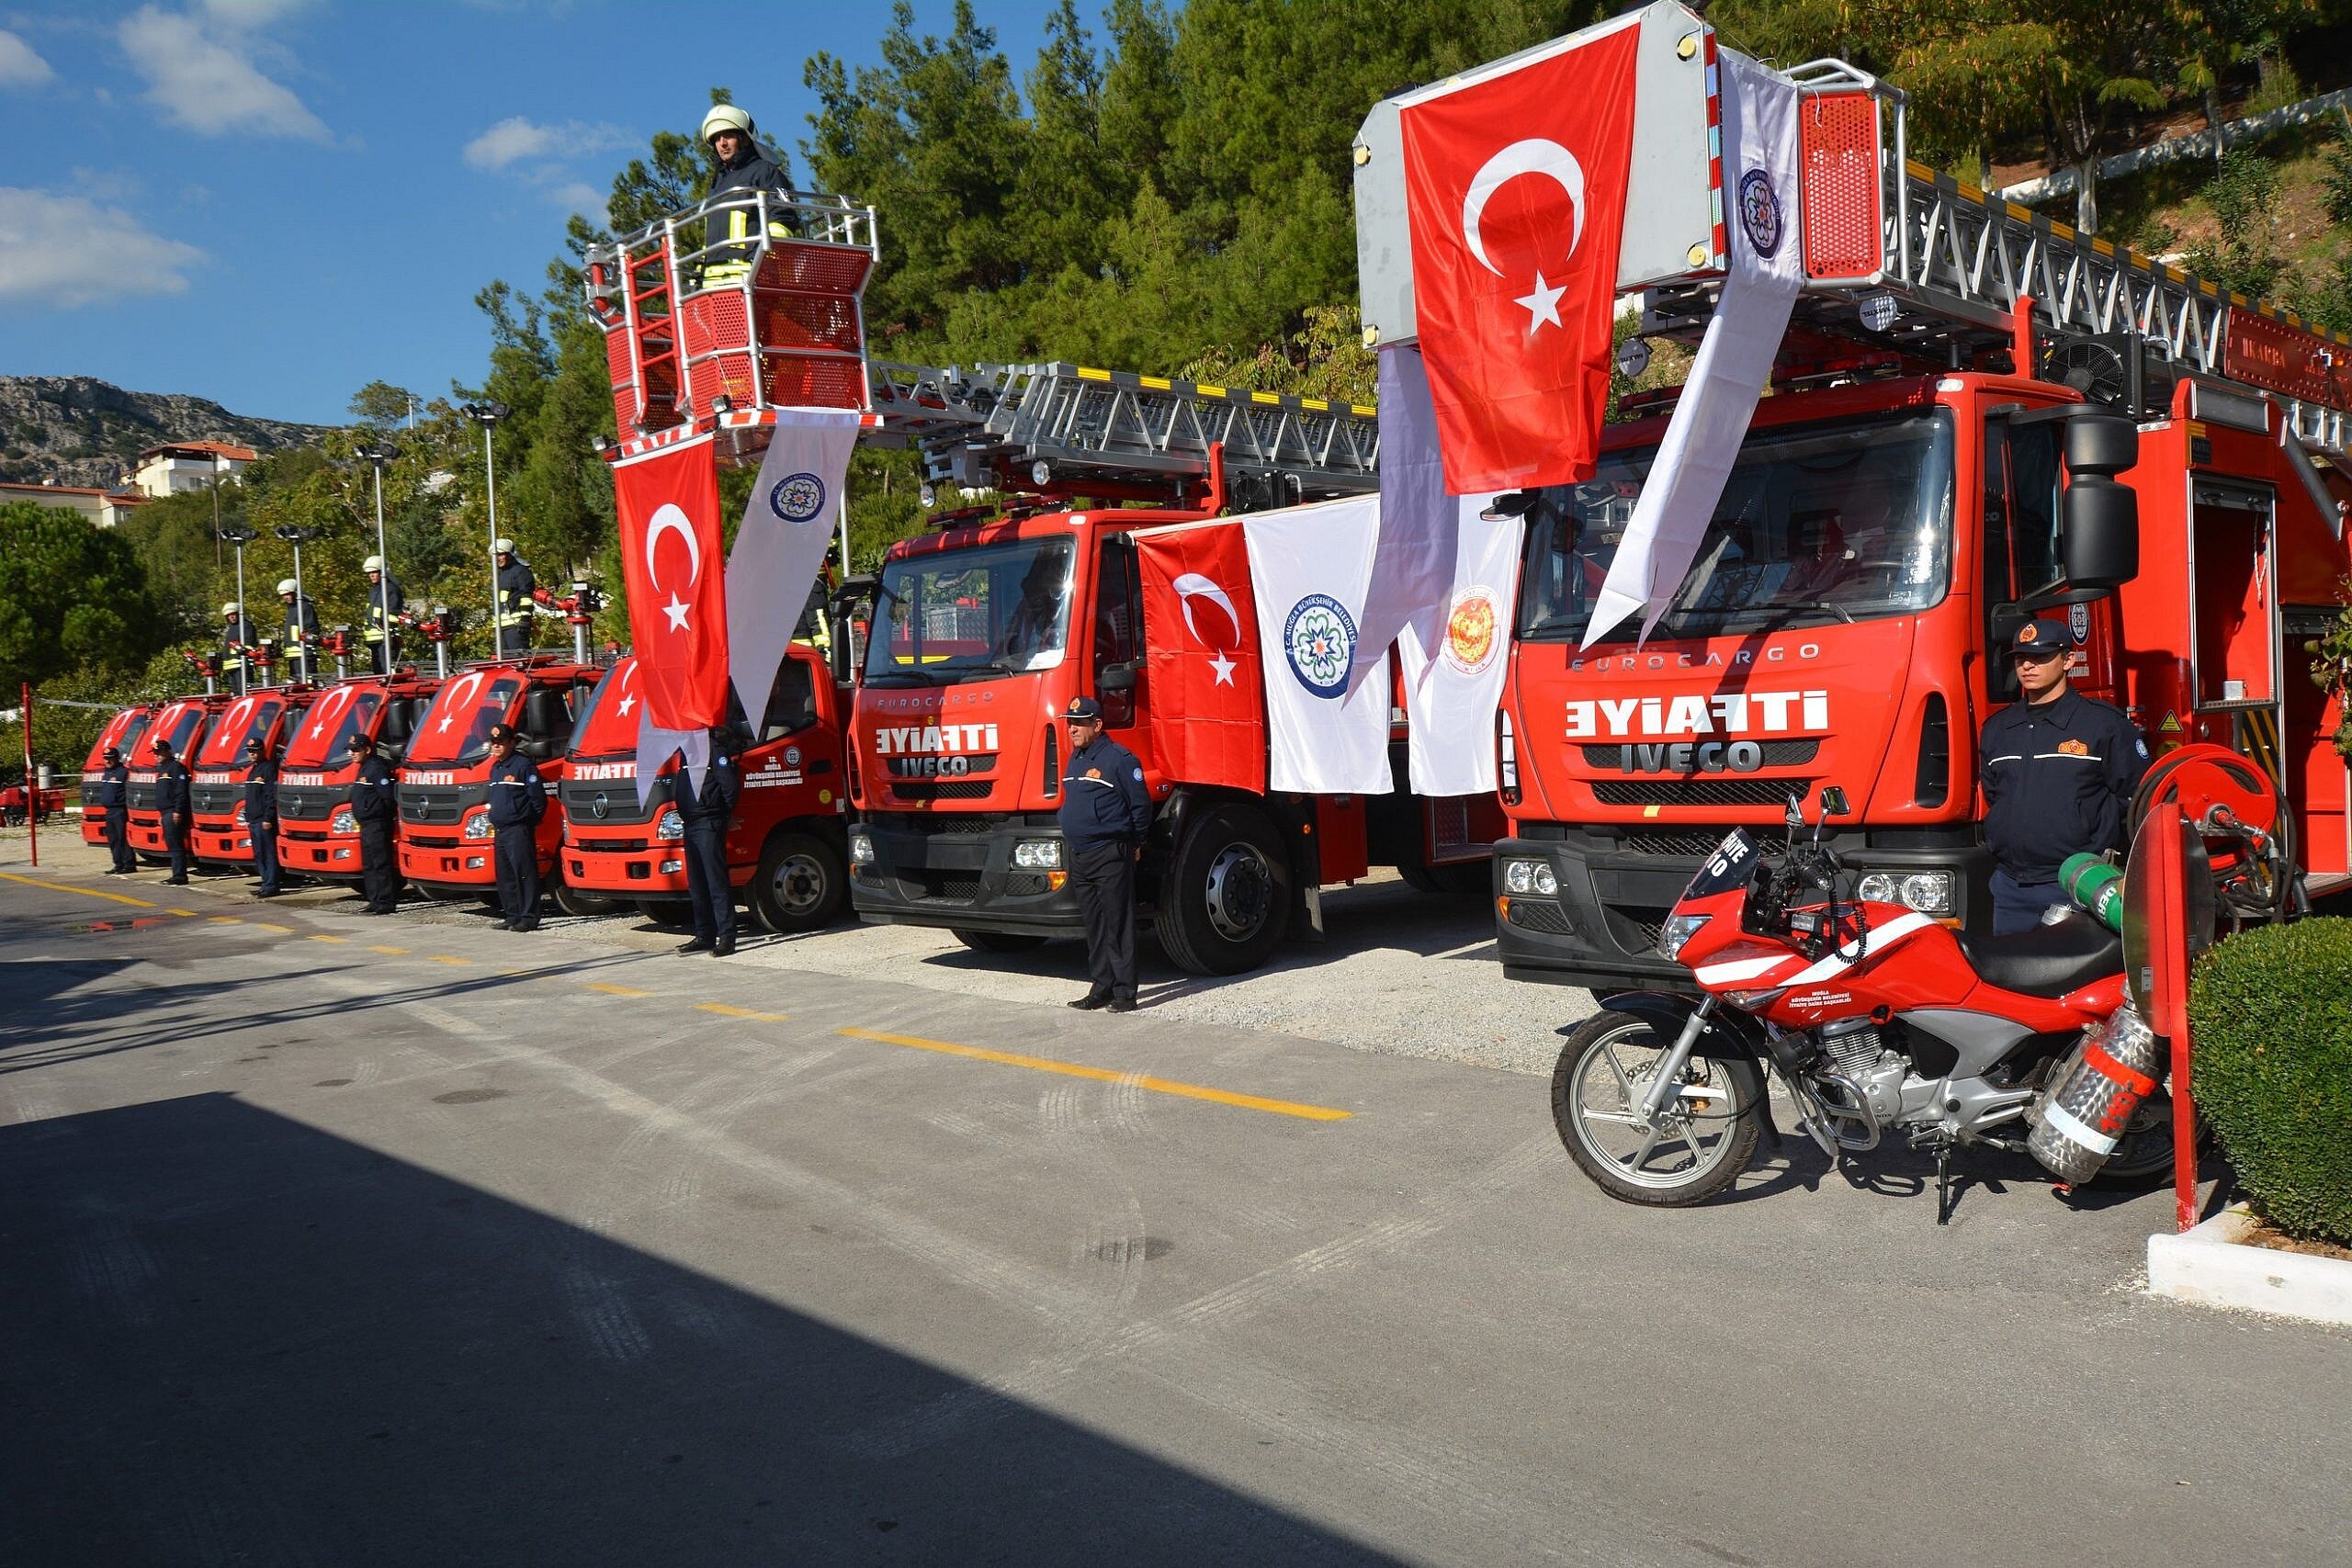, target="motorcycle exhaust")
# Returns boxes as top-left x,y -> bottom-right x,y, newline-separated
2027,1004 -> 2165,1184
